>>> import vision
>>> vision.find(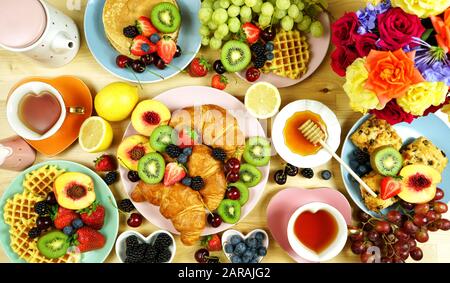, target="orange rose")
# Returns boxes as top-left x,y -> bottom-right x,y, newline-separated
431,8 -> 450,53
365,49 -> 425,107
